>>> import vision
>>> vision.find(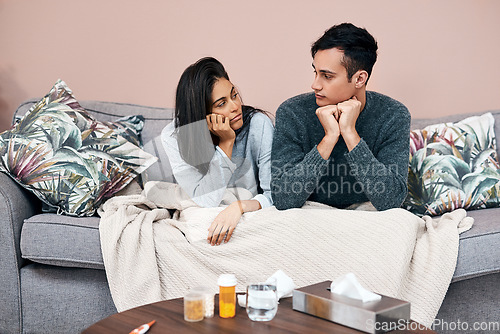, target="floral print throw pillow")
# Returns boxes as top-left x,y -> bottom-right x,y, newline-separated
404,112 -> 500,216
0,80 -> 157,216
